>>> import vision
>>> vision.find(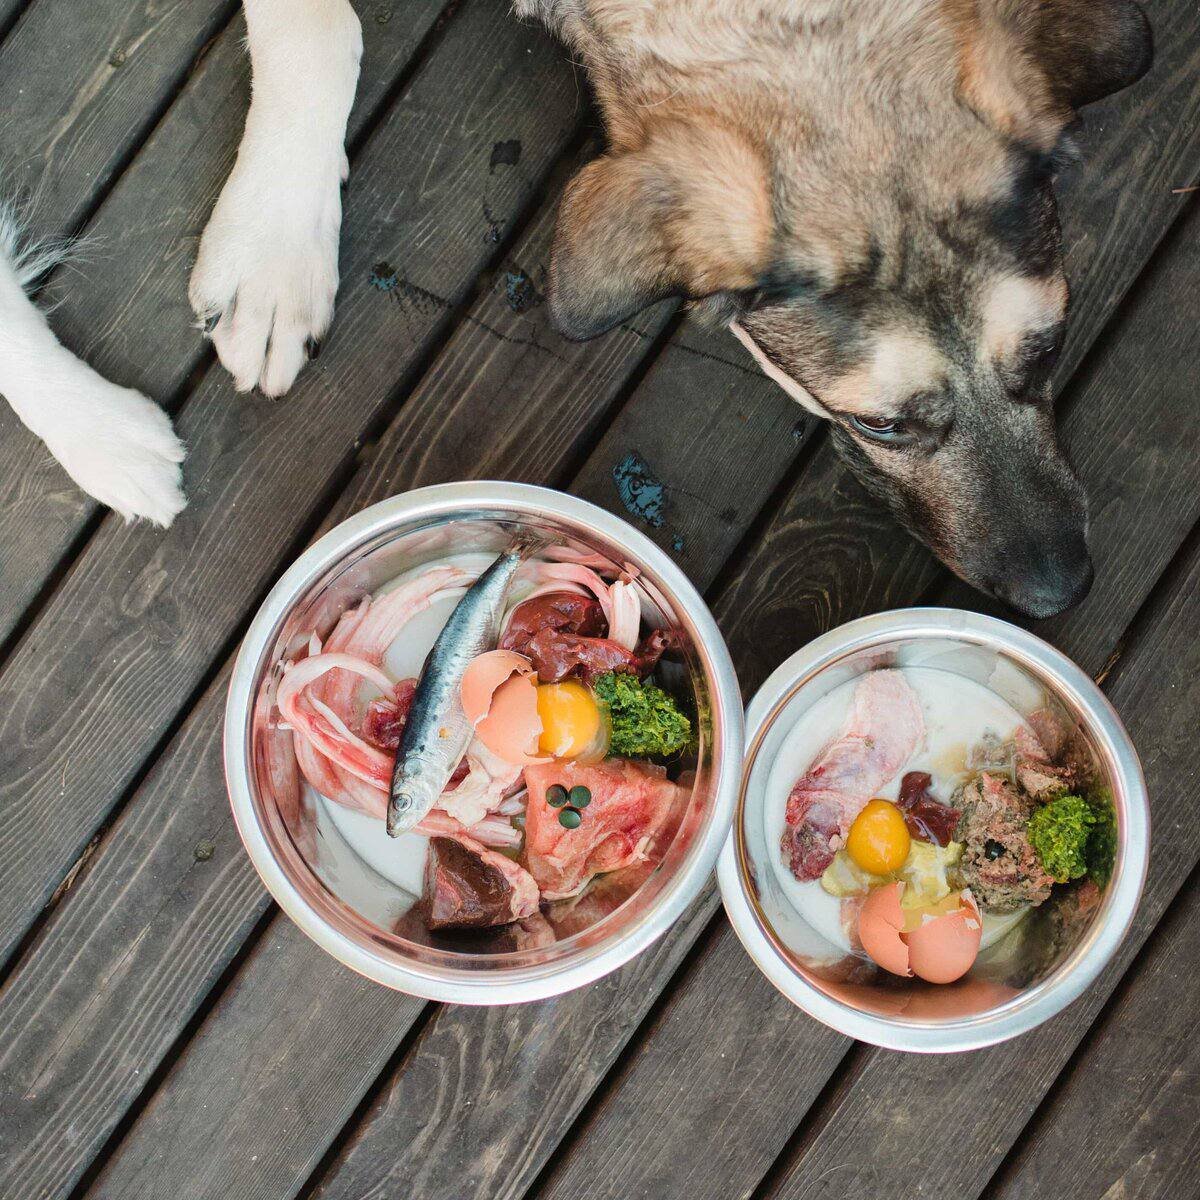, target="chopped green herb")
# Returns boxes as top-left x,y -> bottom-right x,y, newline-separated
558,807 -> 582,829
1029,794 -> 1095,883
593,671 -> 691,758
569,785 -> 592,808
1085,788 -> 1117,887
545,784 -> 569,808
